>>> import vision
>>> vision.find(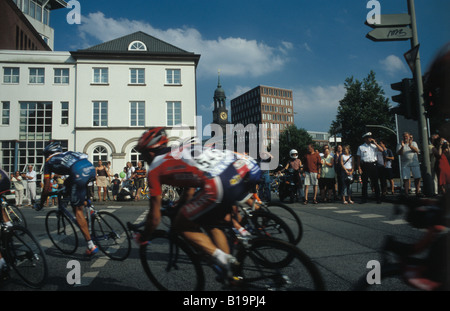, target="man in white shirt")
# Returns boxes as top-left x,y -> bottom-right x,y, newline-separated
396,132 -> 422,196
356,132 -> 383,203
25,165 -> 37,206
